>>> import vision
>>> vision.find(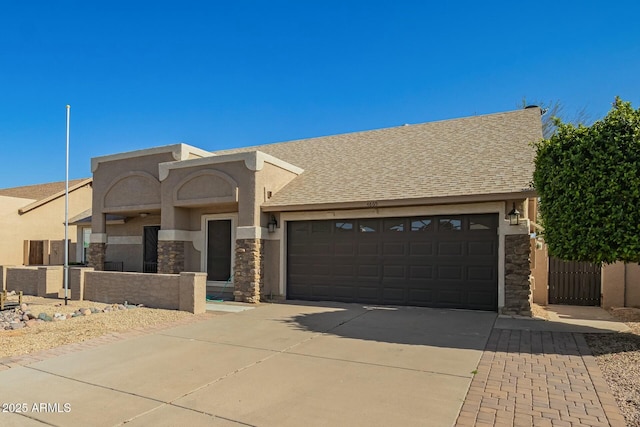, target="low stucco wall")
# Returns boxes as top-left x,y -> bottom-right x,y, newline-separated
3,266 -> 62,297
75,270 -> 205,313
2,265 -> 206,313
602,262 -> 640,308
